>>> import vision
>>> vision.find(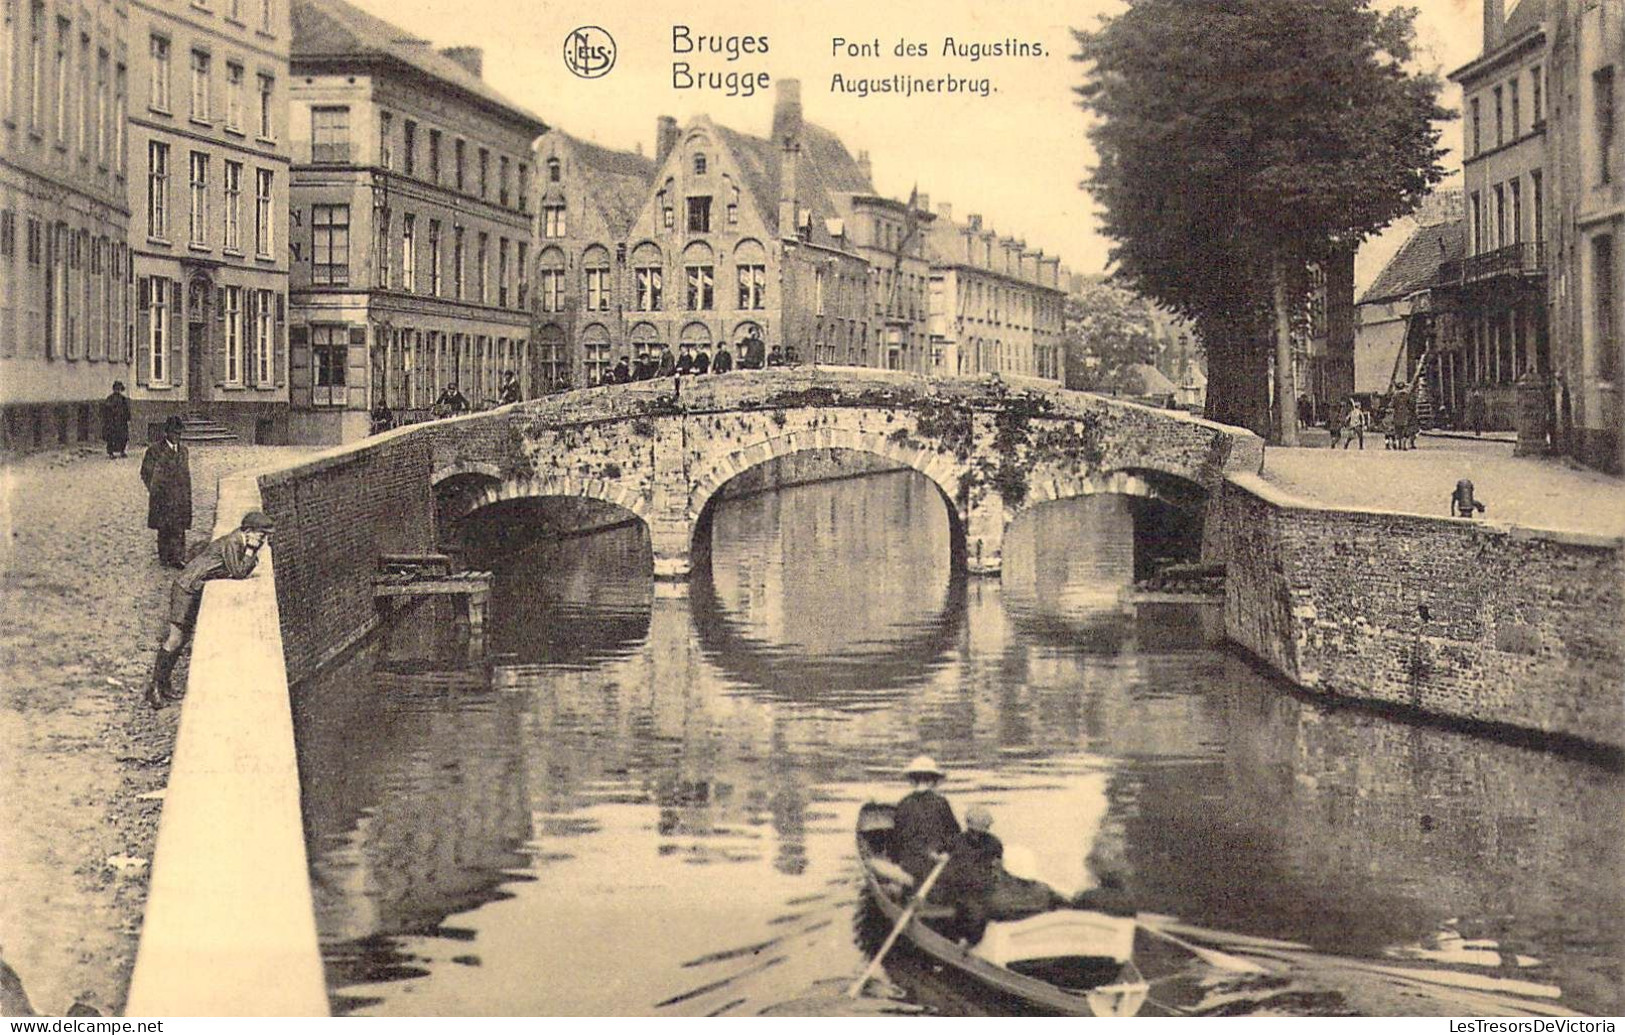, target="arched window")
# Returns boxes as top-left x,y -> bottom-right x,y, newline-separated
630,241 -> 664,312
629,321 -> 661,362
537,323 -> 566,389
679,321 -> 712,349
583,244 -> 611,312
581,322 -> 611,386
538,246 -> 566,313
